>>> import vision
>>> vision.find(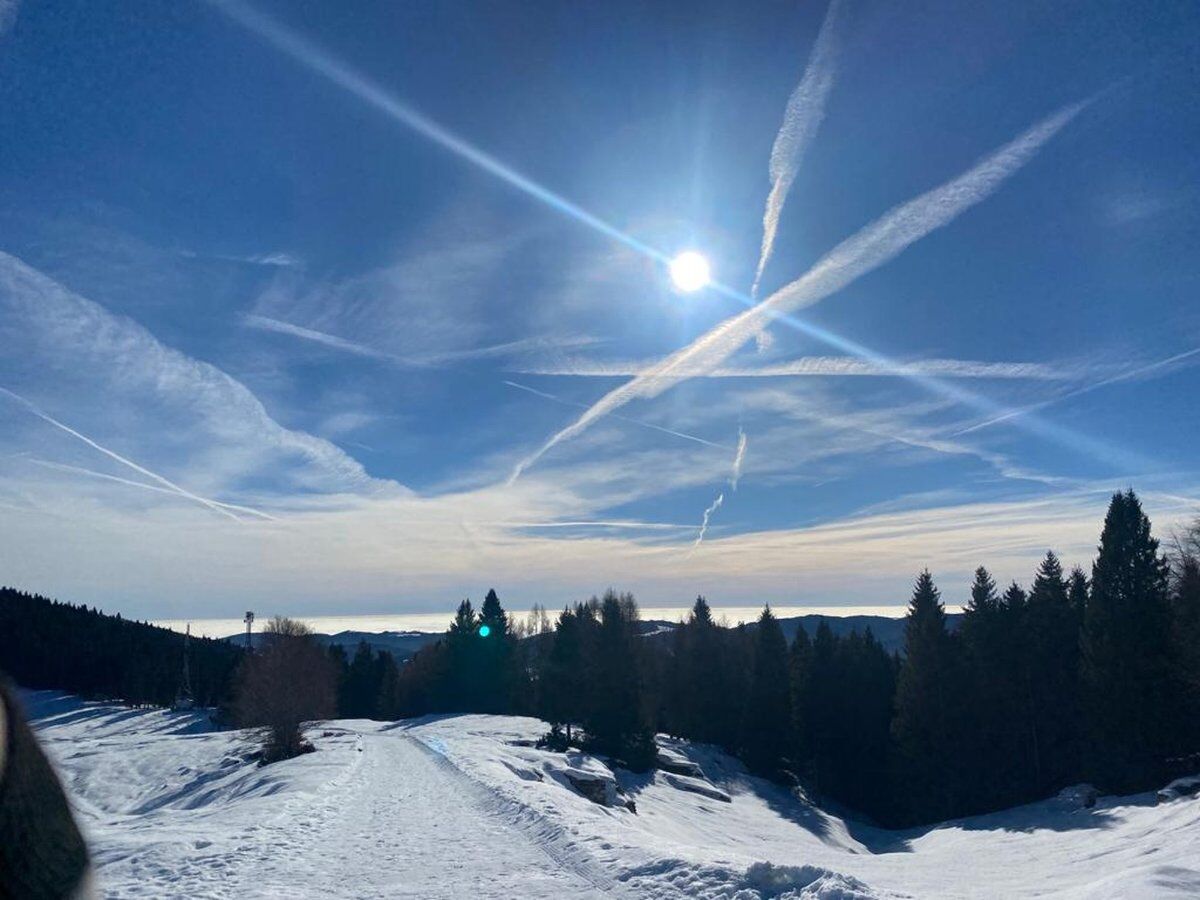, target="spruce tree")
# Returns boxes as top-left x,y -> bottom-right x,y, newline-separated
740,606 -> 792,778
892,570 -> 963,822
585,591 -> 654,769
1081,490 -> 1176,788
542,606 -> 584,742
446,599 -> 480,711
477,588 -> 514,713
1011,552 -> 1081,794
